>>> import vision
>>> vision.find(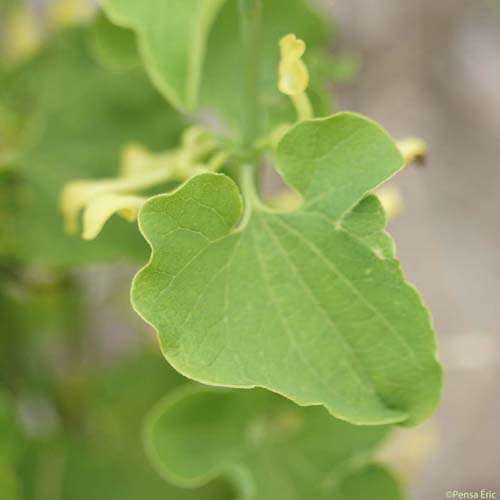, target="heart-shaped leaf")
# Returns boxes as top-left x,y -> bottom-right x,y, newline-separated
132,112 -> 442,426
145,385 -> 403,500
